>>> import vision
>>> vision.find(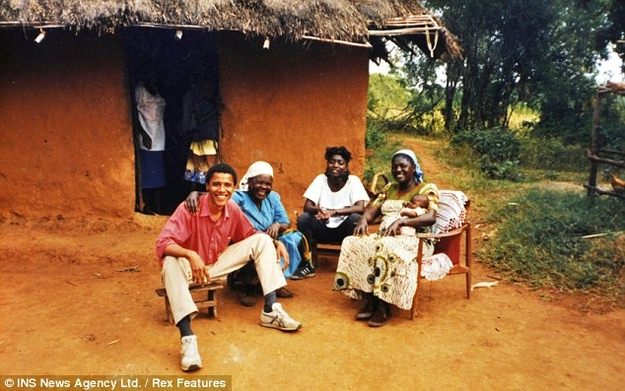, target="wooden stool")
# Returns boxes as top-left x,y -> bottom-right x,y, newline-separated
155,282 -> 224,324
